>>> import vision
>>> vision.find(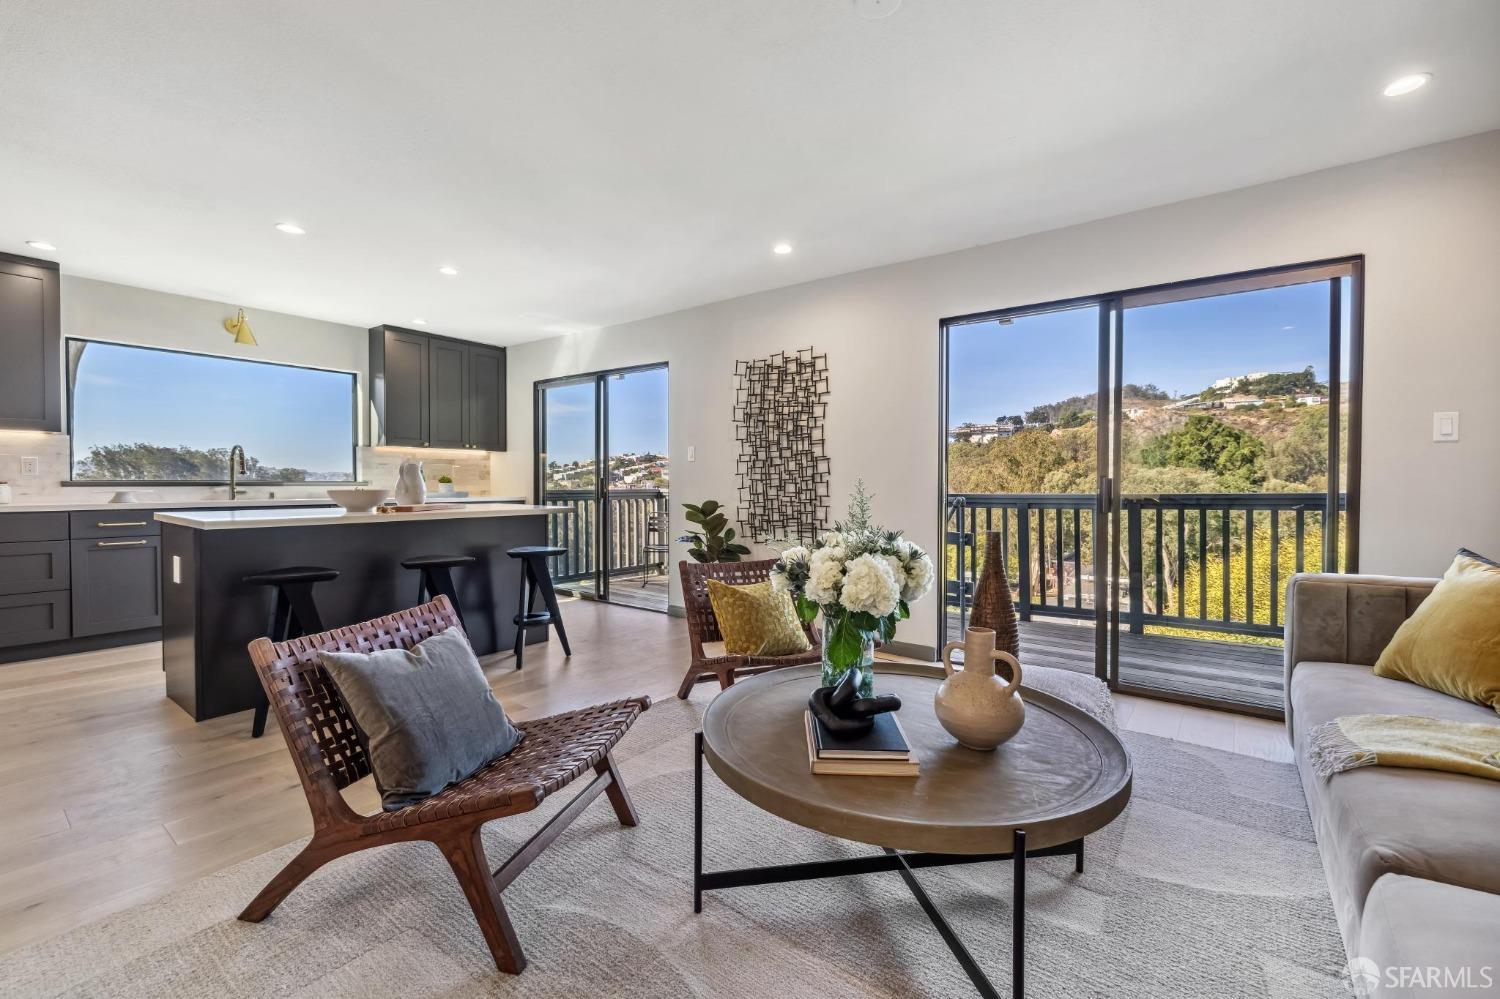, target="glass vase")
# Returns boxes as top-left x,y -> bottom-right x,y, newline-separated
820,625 -> 876,698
